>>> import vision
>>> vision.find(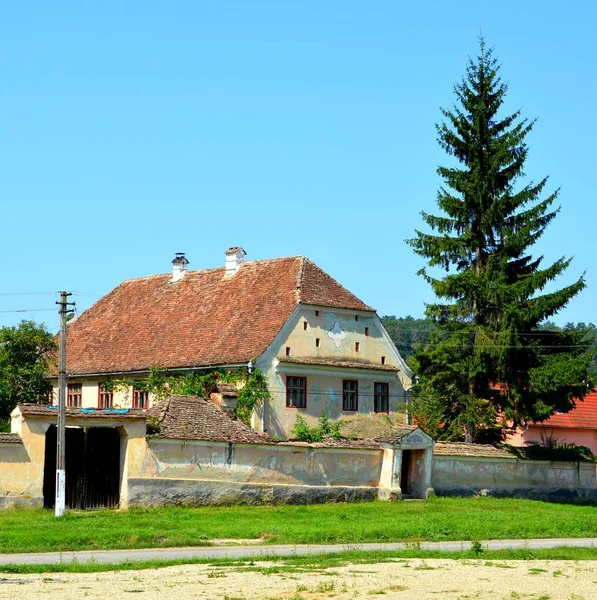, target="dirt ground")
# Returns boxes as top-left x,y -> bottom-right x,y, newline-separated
0,558 -> 595,600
